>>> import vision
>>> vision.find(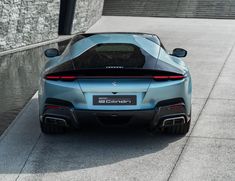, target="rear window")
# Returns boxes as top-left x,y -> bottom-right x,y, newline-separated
73,43 -> 157,69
